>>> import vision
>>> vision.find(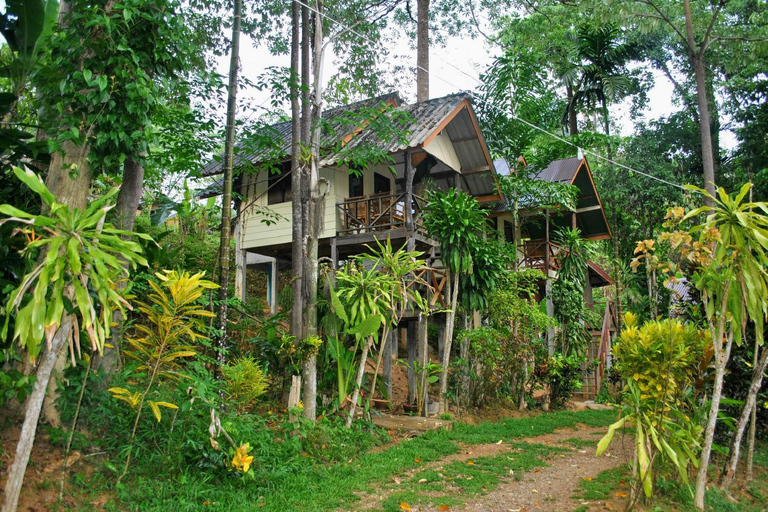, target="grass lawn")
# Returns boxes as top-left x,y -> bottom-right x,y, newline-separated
101,409 -> 617,512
